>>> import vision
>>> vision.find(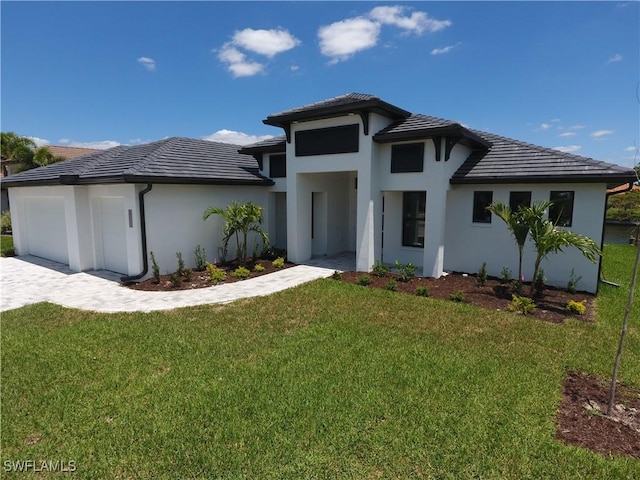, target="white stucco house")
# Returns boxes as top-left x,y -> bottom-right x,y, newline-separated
4,93 -> 636,292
